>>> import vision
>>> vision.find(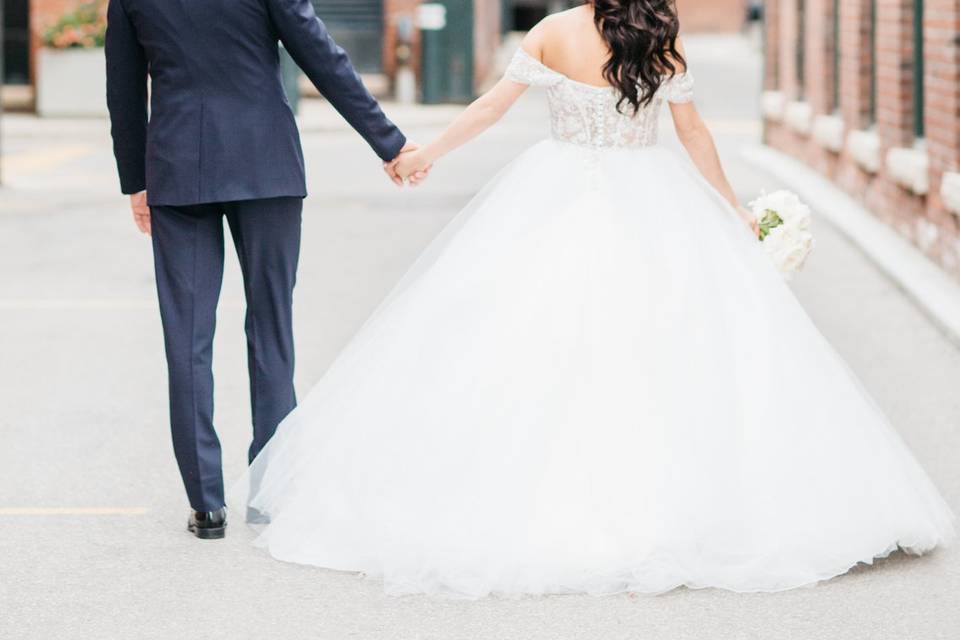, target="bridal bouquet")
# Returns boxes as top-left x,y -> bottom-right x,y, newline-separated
749,190 -> 814,278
